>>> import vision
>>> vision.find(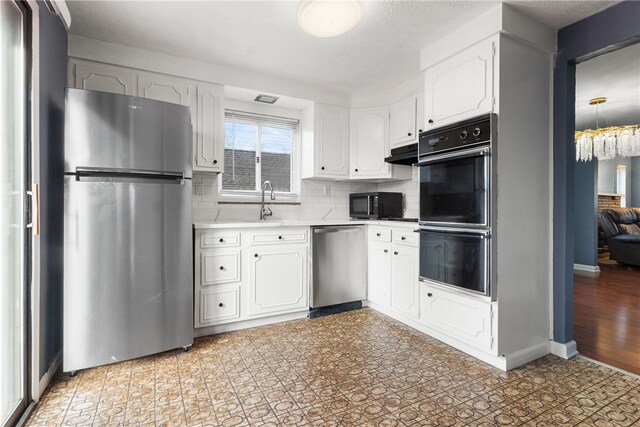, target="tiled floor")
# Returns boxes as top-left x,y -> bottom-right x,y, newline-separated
28,308 -> 640,426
